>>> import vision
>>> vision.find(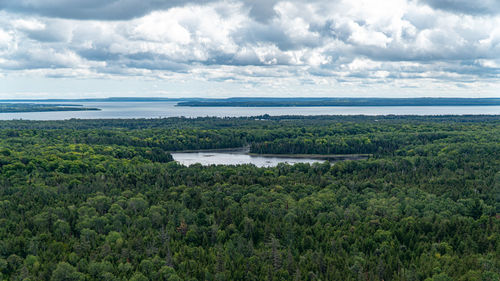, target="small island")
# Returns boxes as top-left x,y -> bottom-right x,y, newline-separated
0,103 -> 101,113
